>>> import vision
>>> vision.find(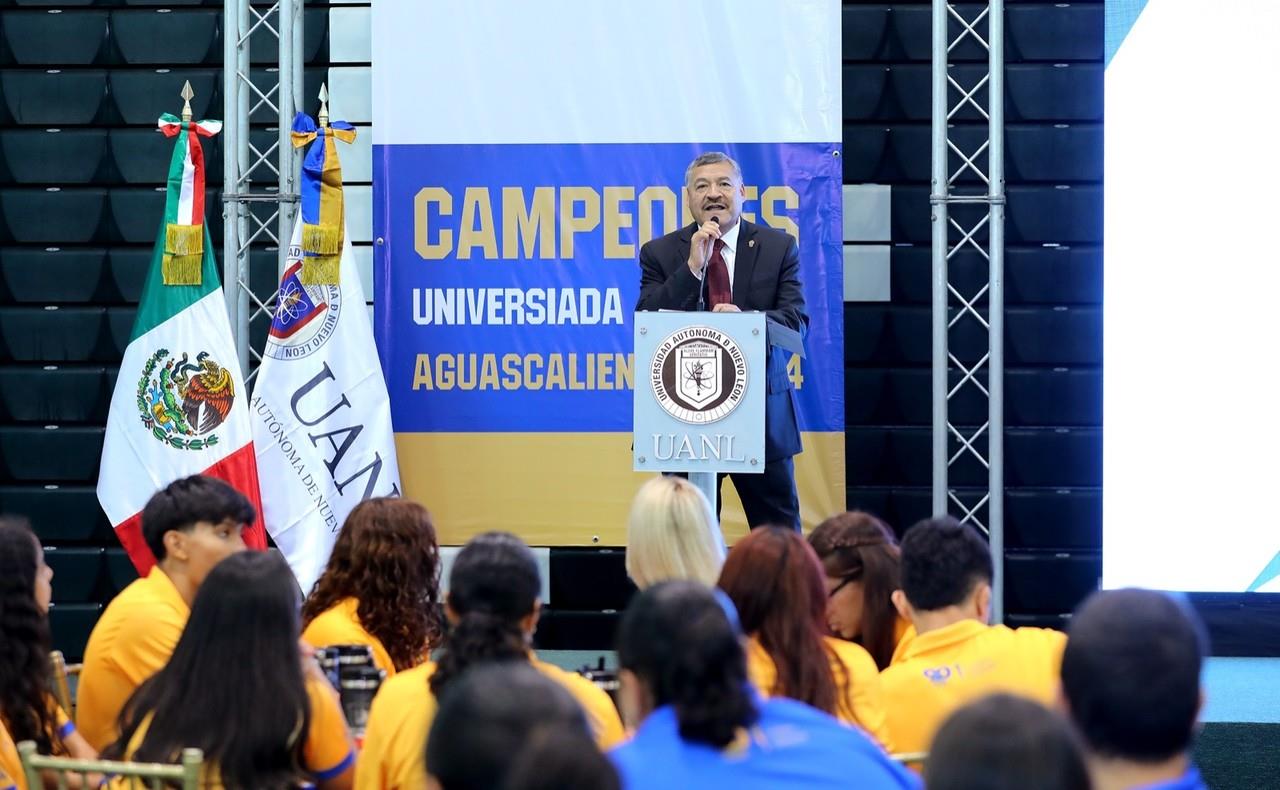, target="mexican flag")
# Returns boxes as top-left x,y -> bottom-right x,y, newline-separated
97,112 -> 265,573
